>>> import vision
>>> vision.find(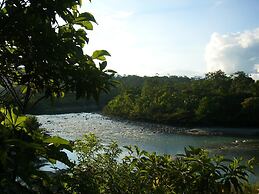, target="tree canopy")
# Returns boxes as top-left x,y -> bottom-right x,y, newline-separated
0,0 -> 115,113
104,71 -> 259,127
0,0 -> 116,192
